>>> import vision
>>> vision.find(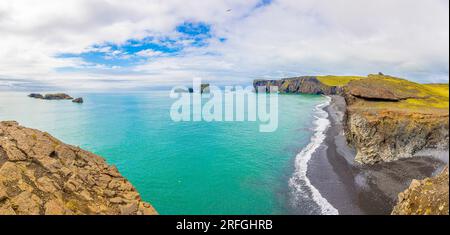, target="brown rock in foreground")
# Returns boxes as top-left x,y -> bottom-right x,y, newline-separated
392,167 -> 449,215
0,121 -> 157,215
